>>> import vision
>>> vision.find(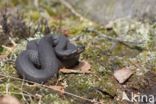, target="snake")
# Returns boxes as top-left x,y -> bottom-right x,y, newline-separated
15,34 -> 85,83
